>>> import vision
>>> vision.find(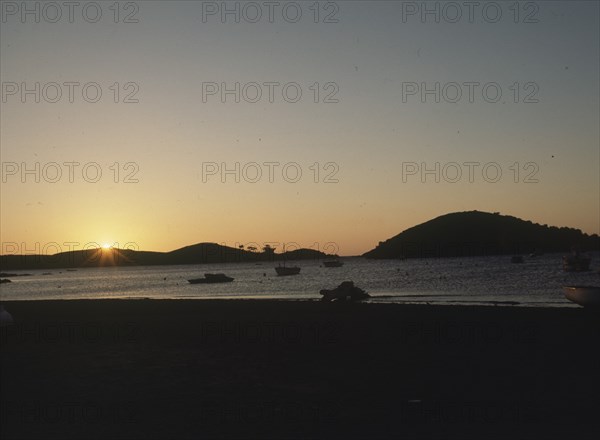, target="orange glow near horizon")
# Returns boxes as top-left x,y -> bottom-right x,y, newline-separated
1,2 -> 598,258
77,246 -> 133,267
